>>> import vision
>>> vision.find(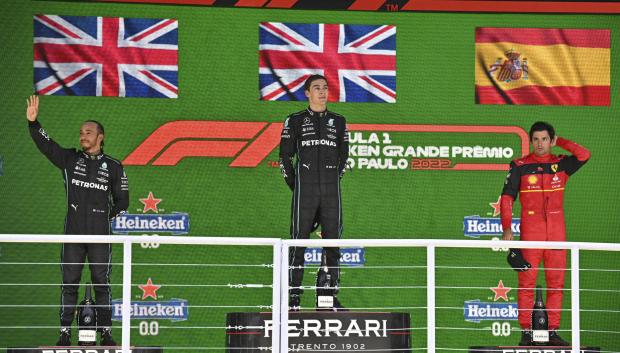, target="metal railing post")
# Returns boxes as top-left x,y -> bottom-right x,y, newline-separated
427,245 -> 435,353
280,243 -> 290,353
122,240 -> 132,353
571,247 -> 580,353
272,240 -> 282,353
